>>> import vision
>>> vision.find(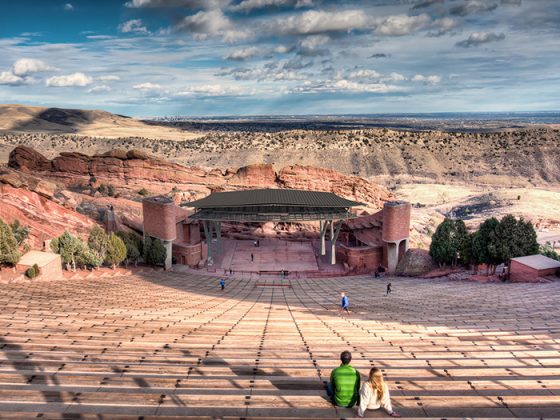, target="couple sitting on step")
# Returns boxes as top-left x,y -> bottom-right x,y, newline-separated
327,351 -> 401,418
